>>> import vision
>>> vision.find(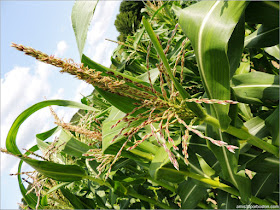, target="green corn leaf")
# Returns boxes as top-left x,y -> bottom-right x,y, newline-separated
179,1 -> 249,129
238,103 -> 253,122
245,1 -> 279,26
36,127 -> 65,164
189,135 -> 221,174
149,132 -> 186,183
61,187 -> 95,209
82,54 -> 156,88
244,112 -> 271,139
178,178 -> 208,209
58,130 -> 92,158
265,106 -> 279,146
244,25 -> 279,48
6,99 -> 98,156
206,117 -> 251,203
243,152 -> 279,174
231,71 -> 279,104
36,127 -> 59,153
235,62 -> 250,75
21,157 -> 87,182
46,182 -> 70,195
95,87 -> 140,114
136,68 -> 159,84
95,192 -> 108,209
17,146 -> 44,209
251,173 -> 279,199
133,27 -> 145,49
264,45 -> 280,60
71,0 -> 99,59
217,189 -> 240,209
40,195 -> 48,206
36,126 -> 60,141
